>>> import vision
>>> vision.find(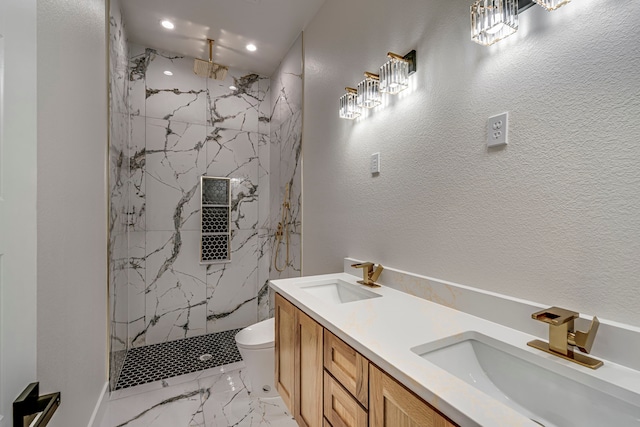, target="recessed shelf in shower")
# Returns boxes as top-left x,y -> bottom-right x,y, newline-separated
200,176 -> 231,263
